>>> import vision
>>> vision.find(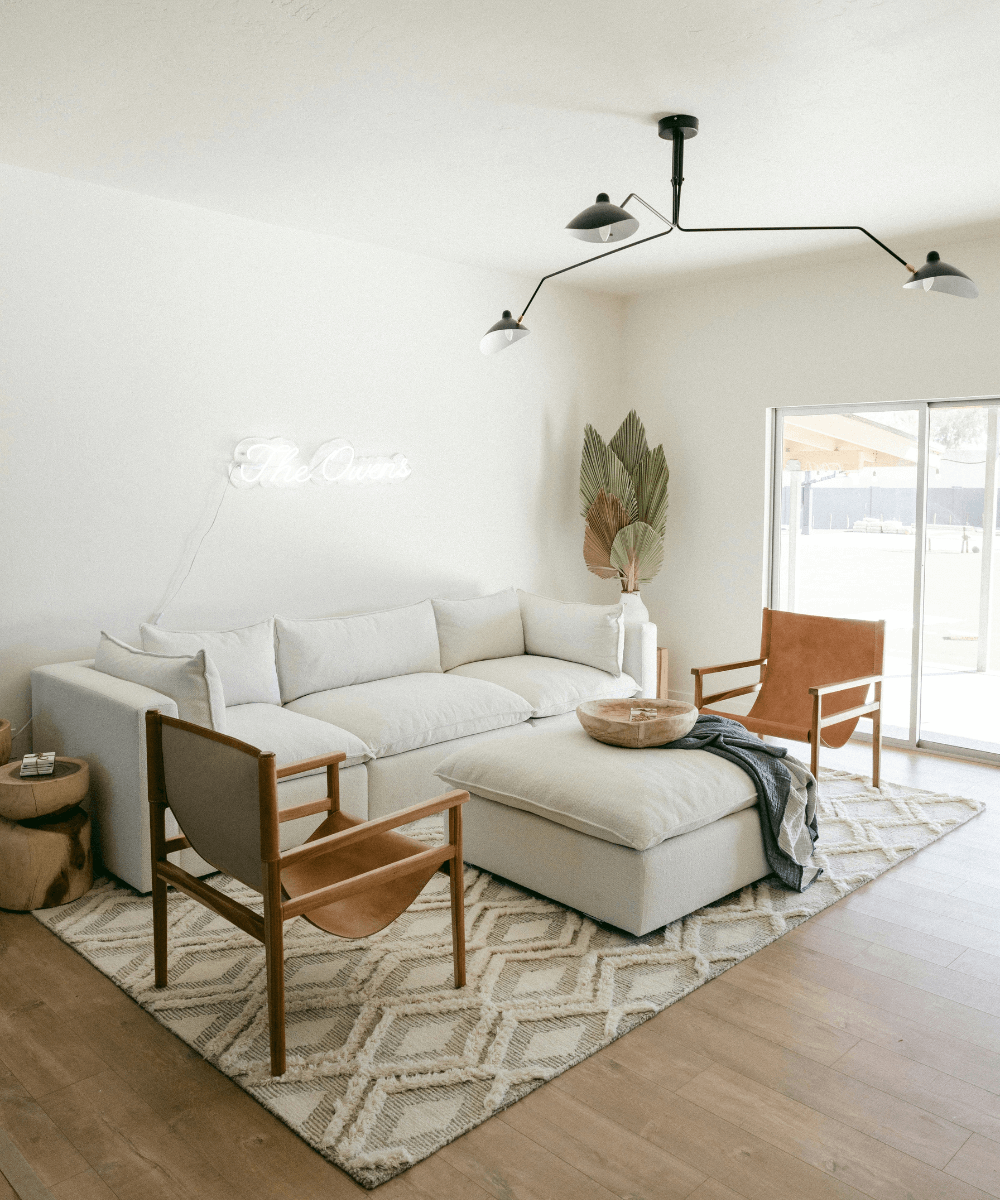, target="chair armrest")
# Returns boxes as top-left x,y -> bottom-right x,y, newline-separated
701,682 -> 763,707
275,751 -> 347,780
691,657 -> 766,677
810,675 -> 882,732
279,789 -> 468,871
808,675 -> 882,697
691,657 -> 765,709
